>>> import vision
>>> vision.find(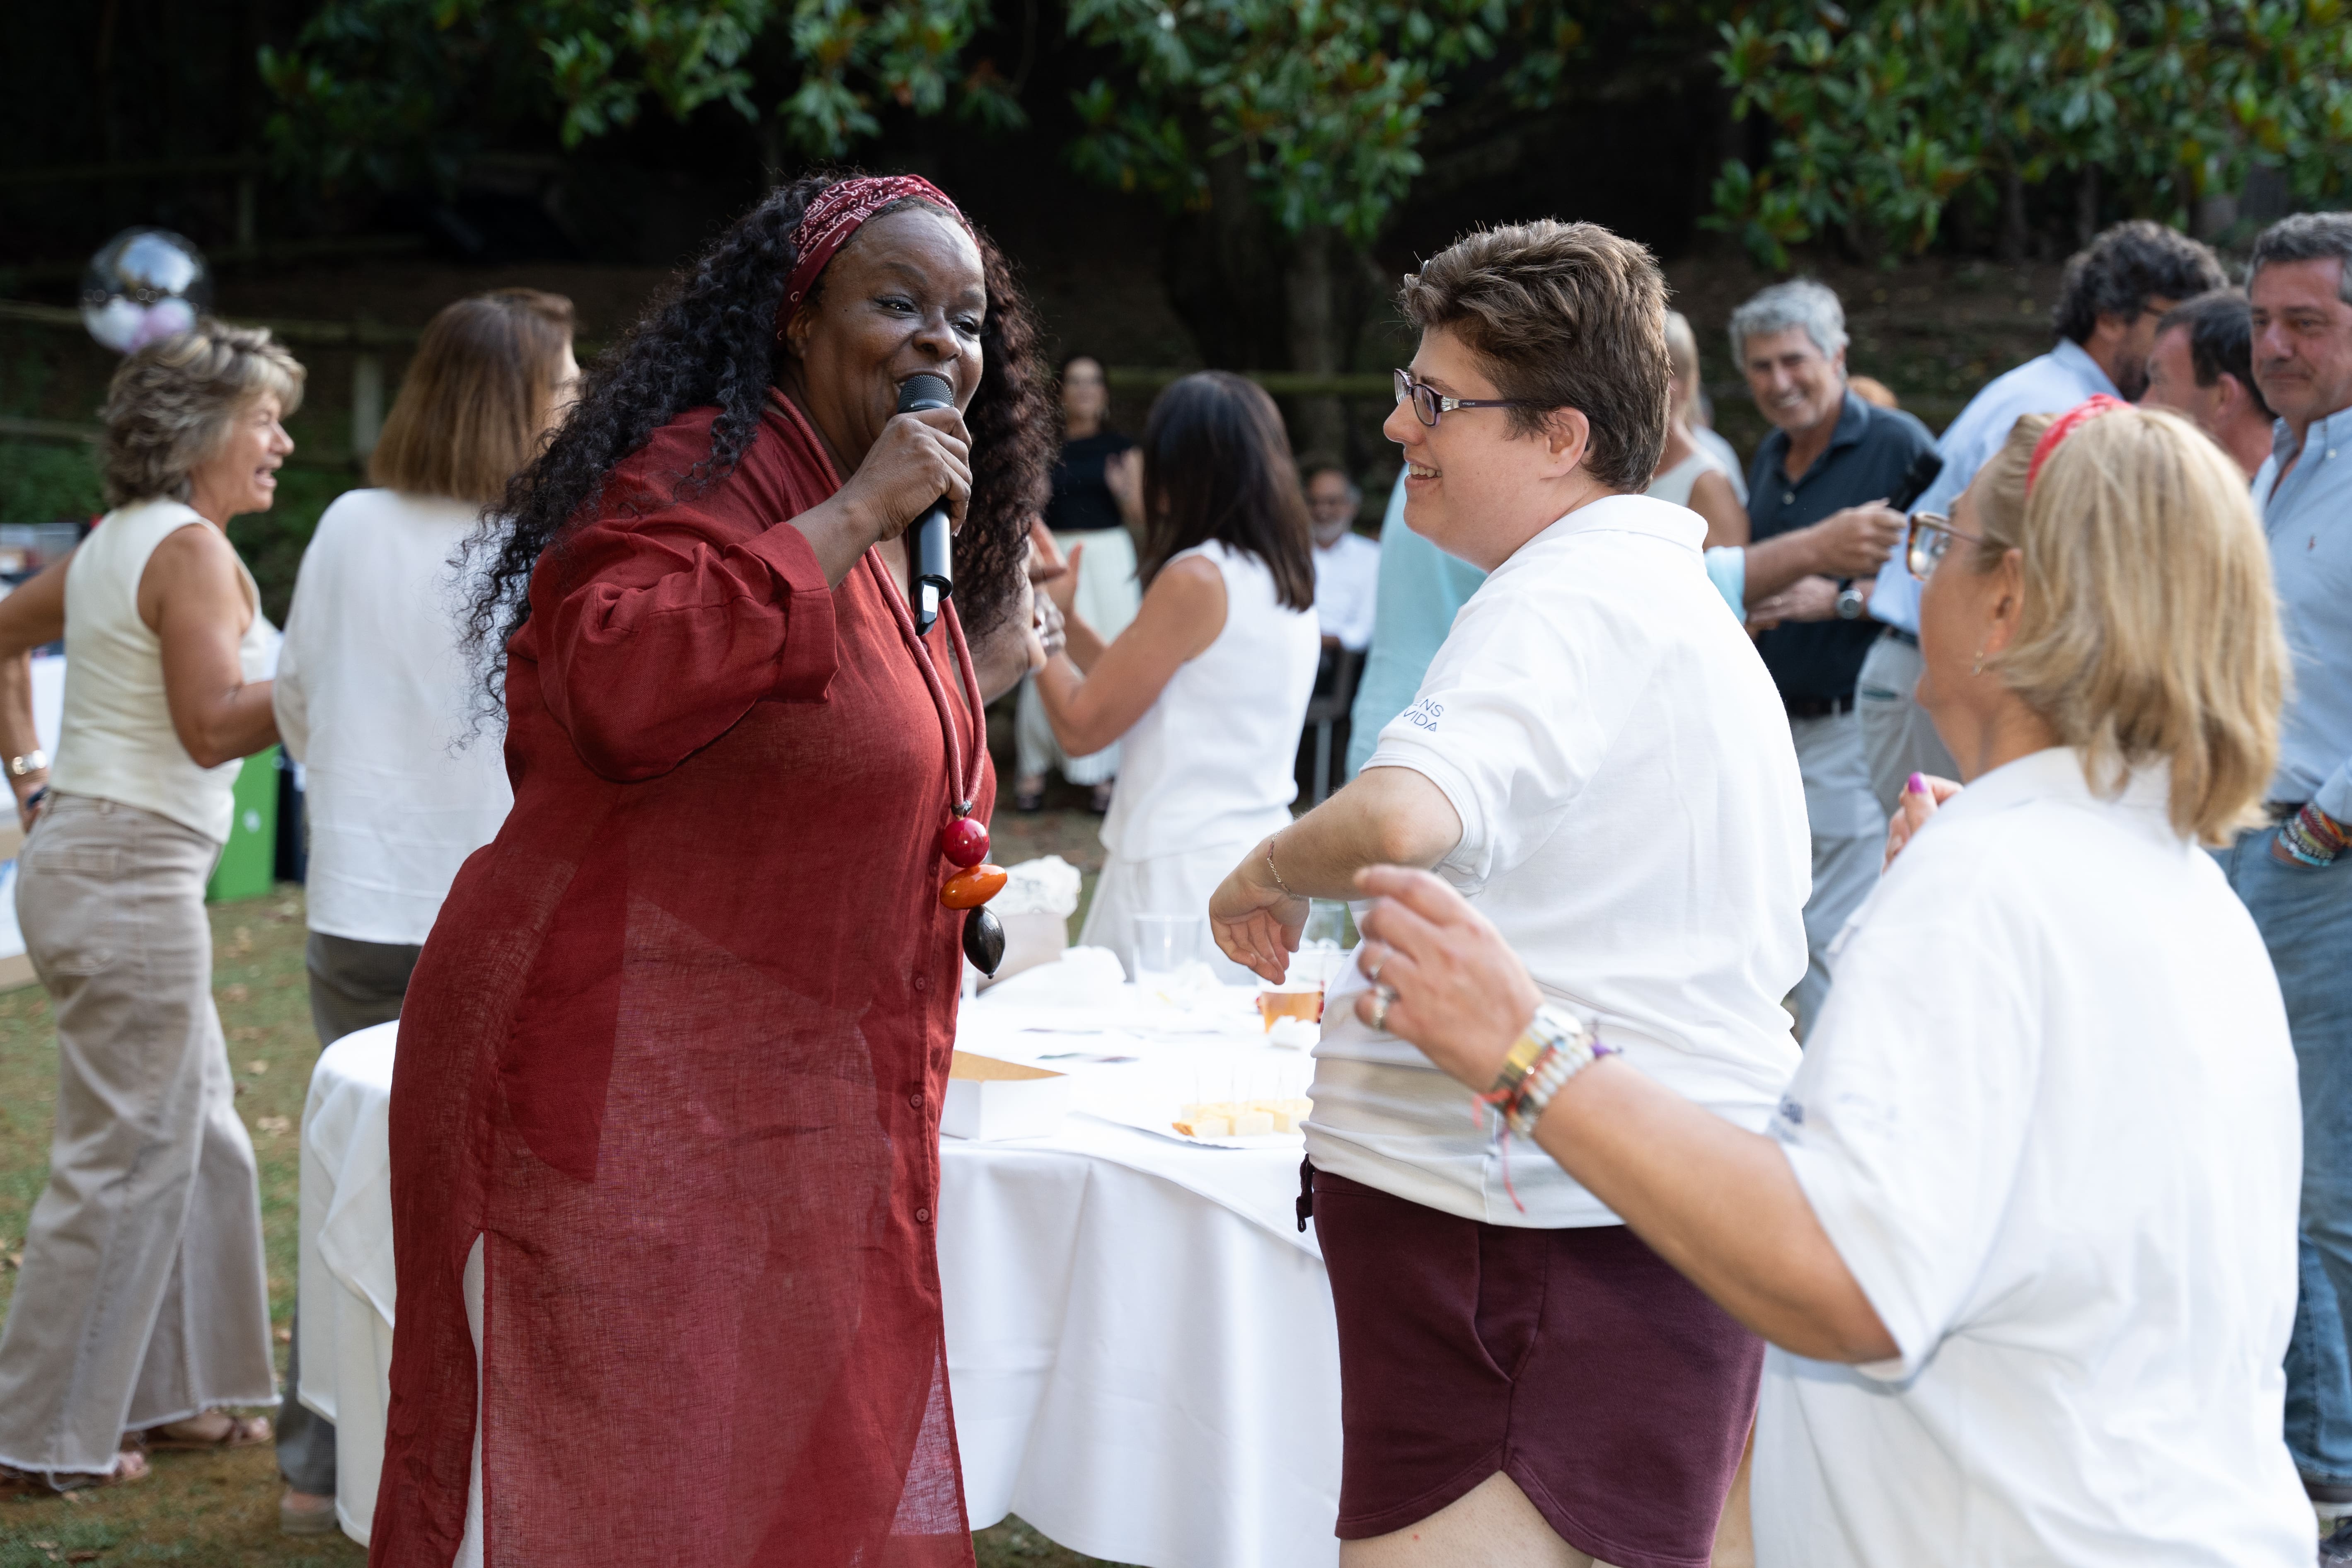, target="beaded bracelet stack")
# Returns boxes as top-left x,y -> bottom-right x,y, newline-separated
2279,804 -> 2349,869
1477,1004 -> 1617,1139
